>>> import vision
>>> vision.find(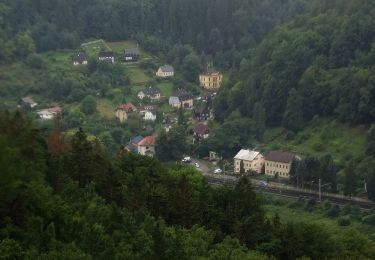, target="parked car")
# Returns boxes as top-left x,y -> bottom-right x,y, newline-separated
259,181 -> 268,187
214,168 -> 223,174
195,163 -> 200,168
181,156 -> 191,163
